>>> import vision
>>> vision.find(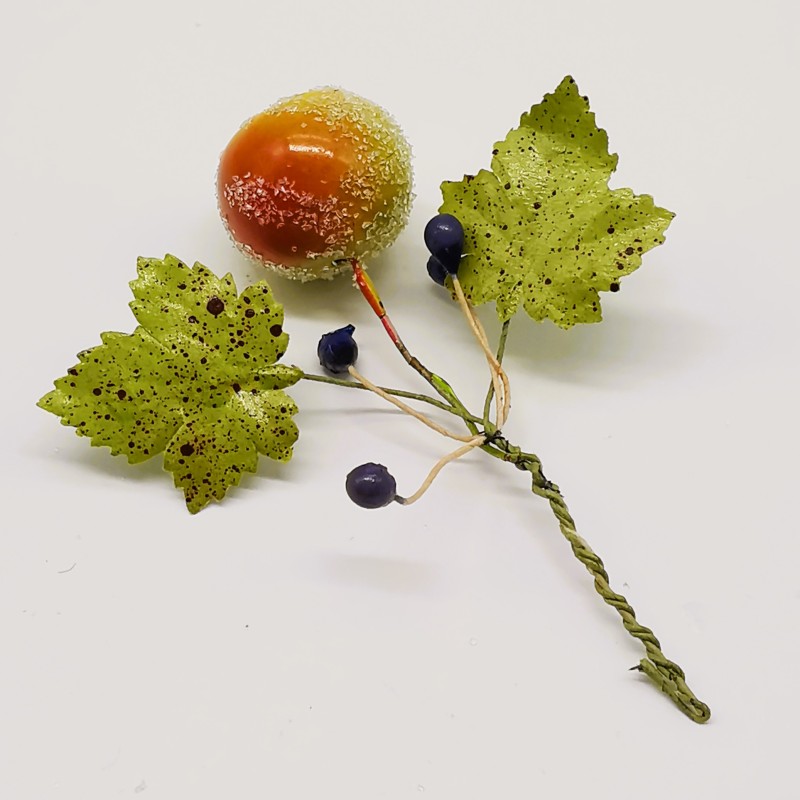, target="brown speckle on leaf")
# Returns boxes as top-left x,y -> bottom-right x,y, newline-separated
206,297 -> 225,316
